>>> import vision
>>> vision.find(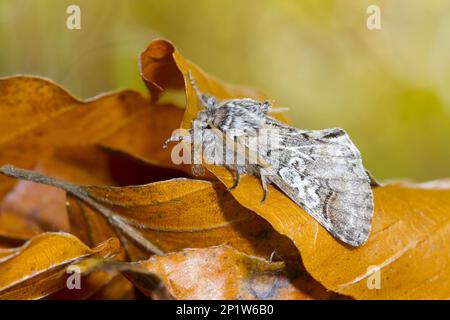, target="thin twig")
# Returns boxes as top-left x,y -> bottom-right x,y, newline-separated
0,164 -> 164,255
